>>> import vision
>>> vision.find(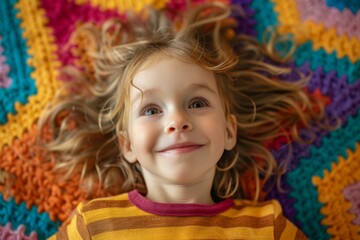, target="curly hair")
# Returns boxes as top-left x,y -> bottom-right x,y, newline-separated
38,2 -> 328,201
